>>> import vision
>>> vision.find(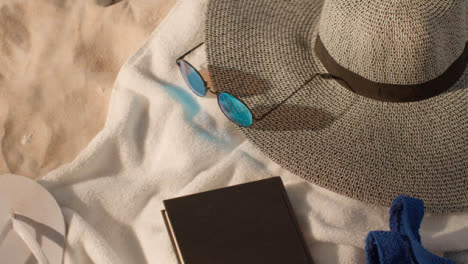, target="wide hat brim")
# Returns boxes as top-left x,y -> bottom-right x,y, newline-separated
205,0 -> 467,213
